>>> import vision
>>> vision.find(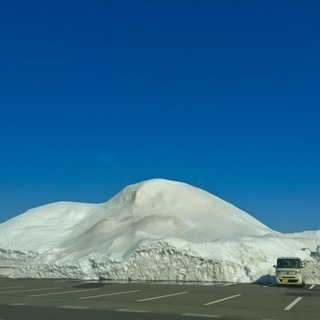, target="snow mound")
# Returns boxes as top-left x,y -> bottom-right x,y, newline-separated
0,179 -> 320,283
